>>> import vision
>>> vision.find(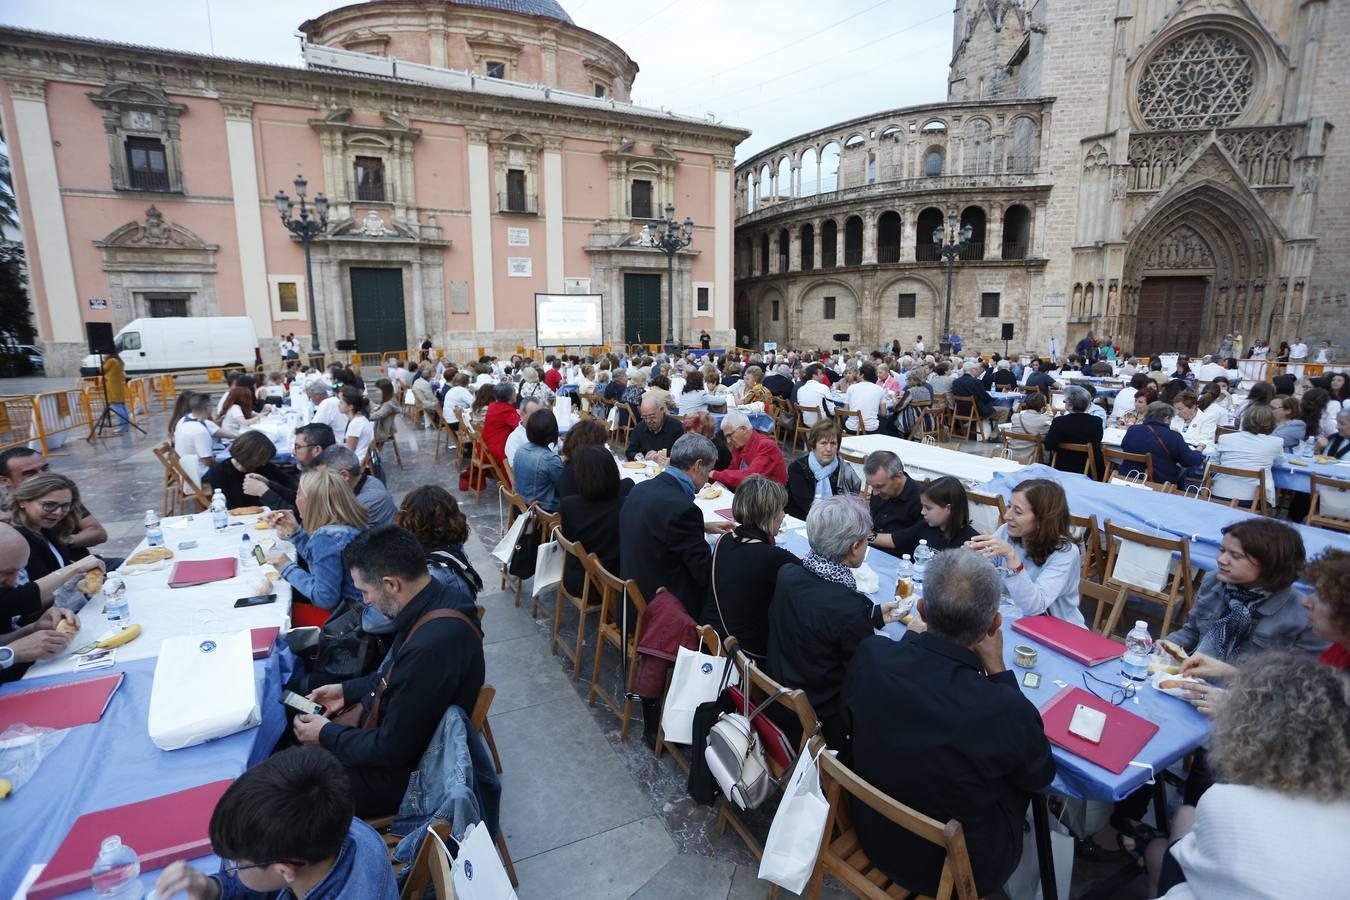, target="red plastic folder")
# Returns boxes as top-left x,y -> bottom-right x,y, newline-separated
1039,685 -> 1160,774
168,557 -> 237,588
0,672 -> 123,732
29,780 -> 233,899
251,626 -> 280,659
1012,615 -> 1125,666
